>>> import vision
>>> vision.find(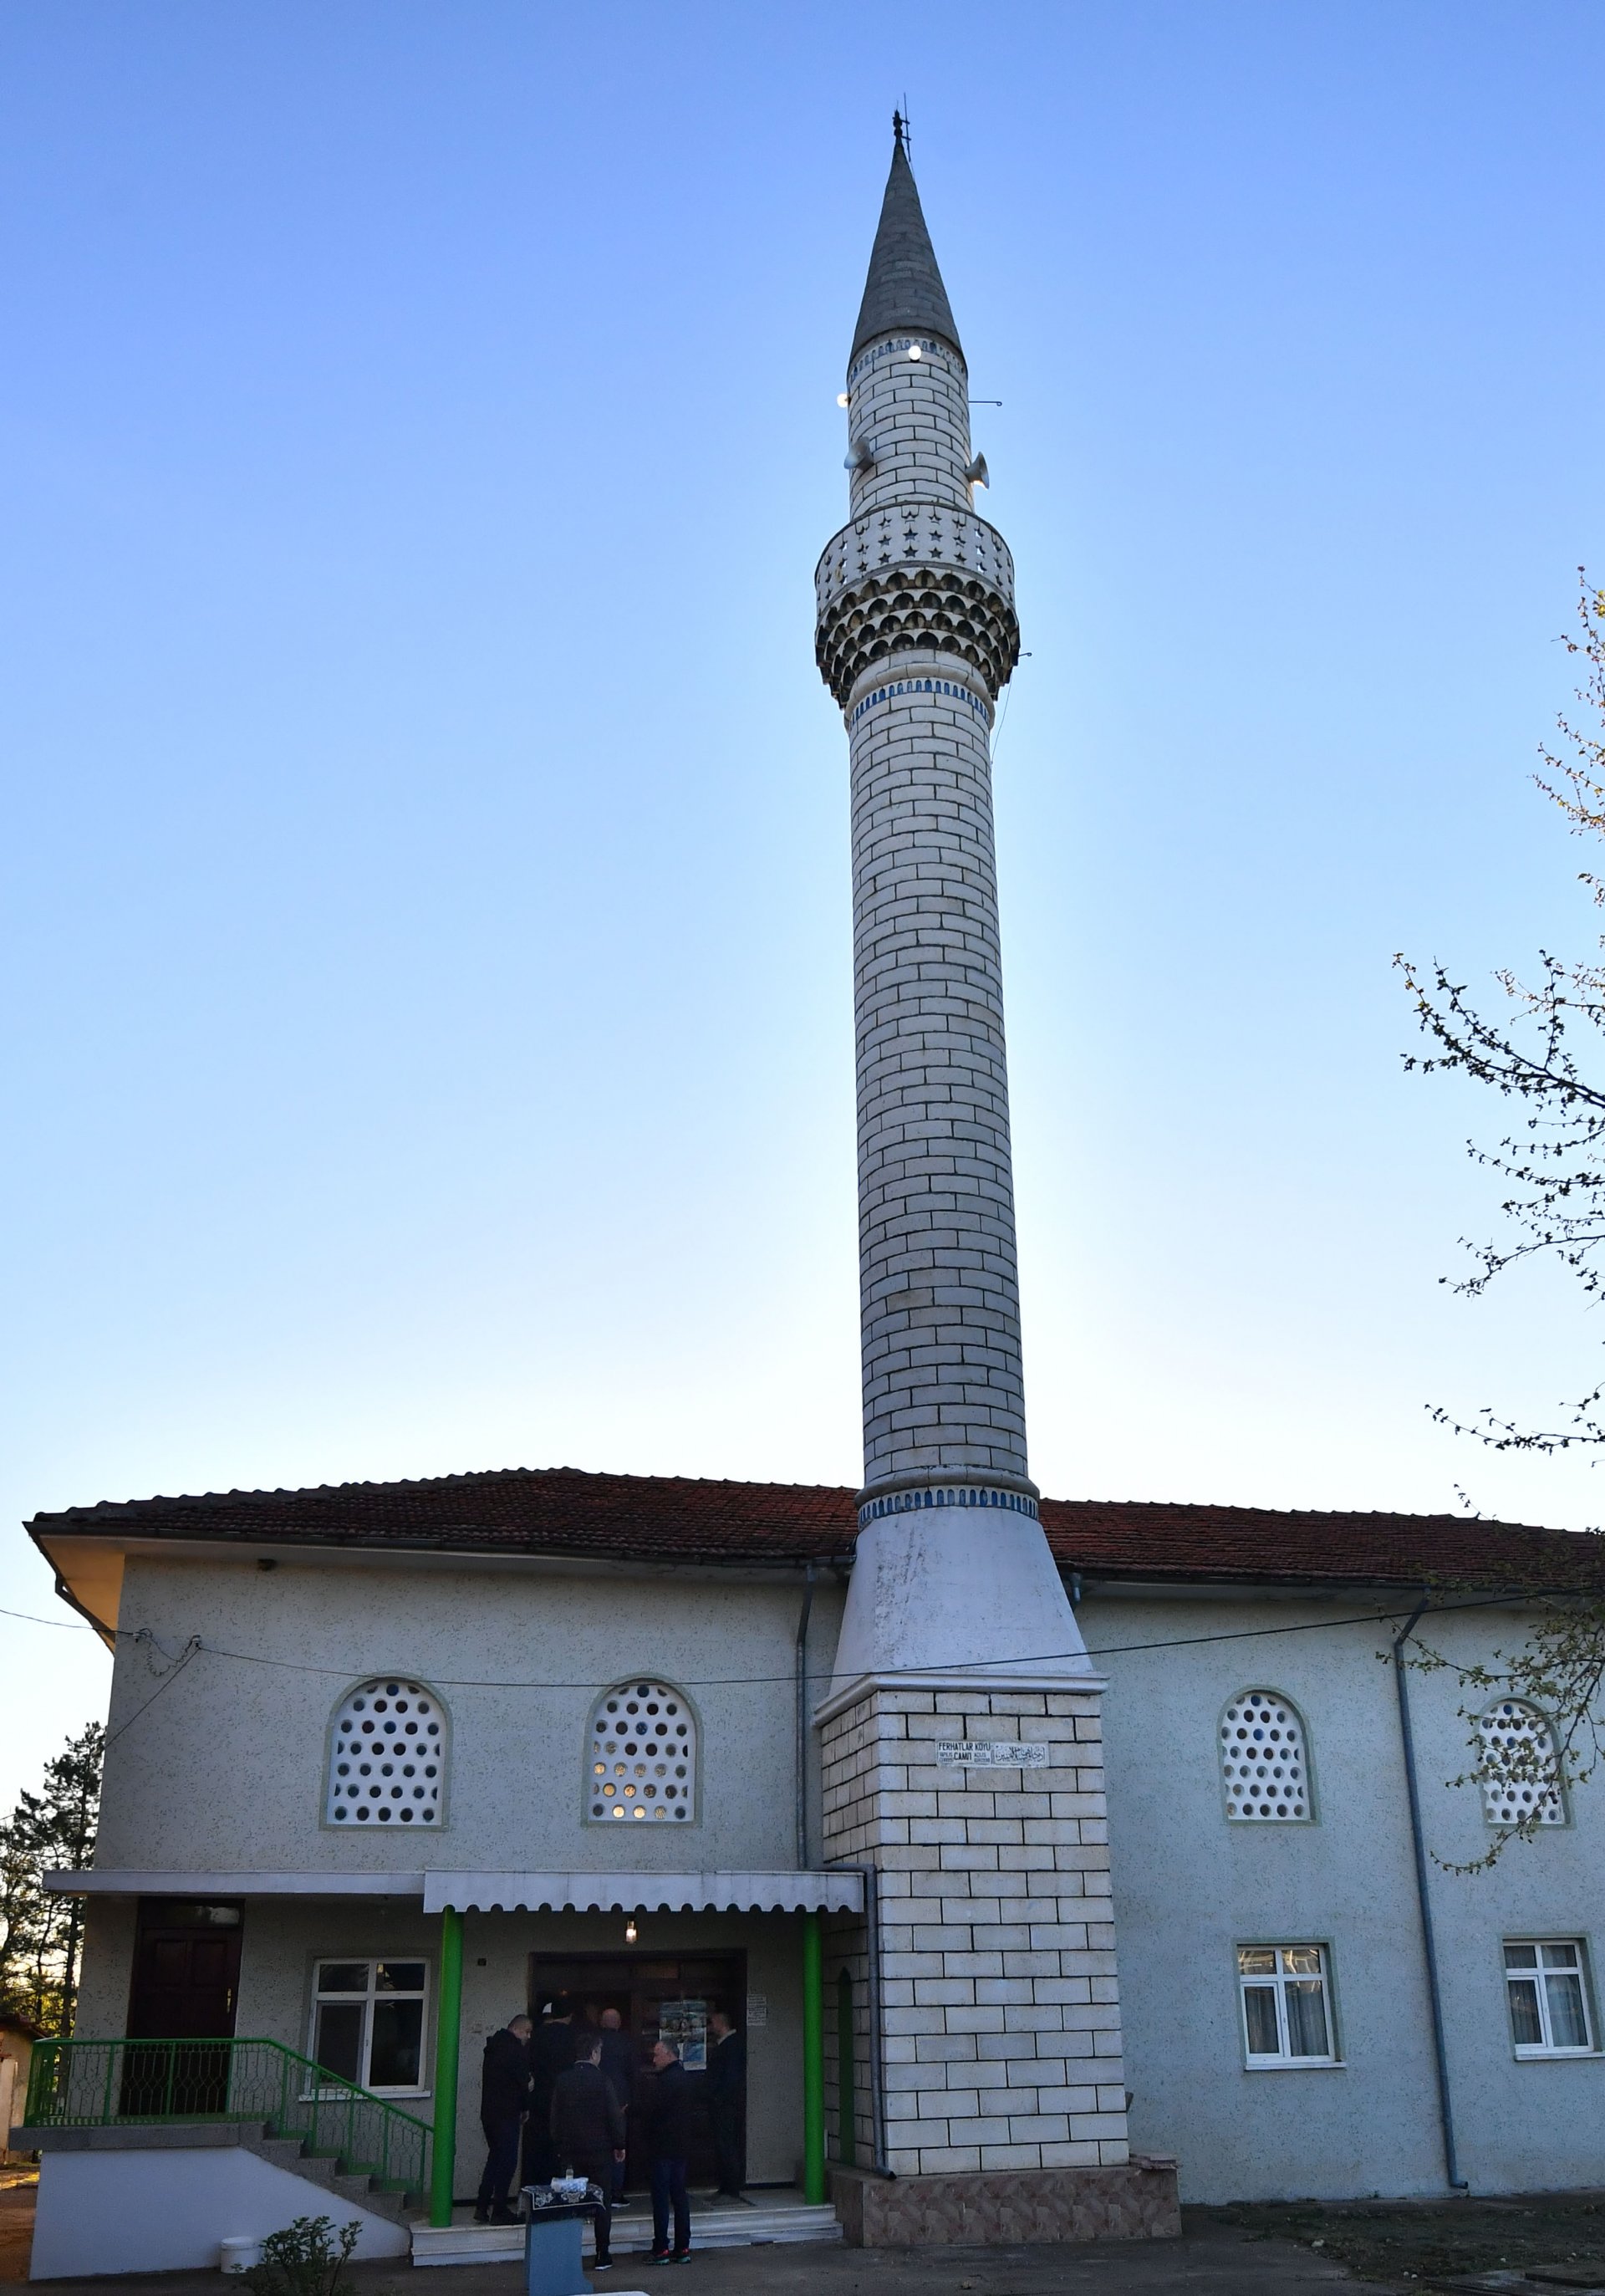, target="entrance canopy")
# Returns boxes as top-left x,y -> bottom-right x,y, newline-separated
44,1867 -> 864,1916
421,1870 -> 864,1915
